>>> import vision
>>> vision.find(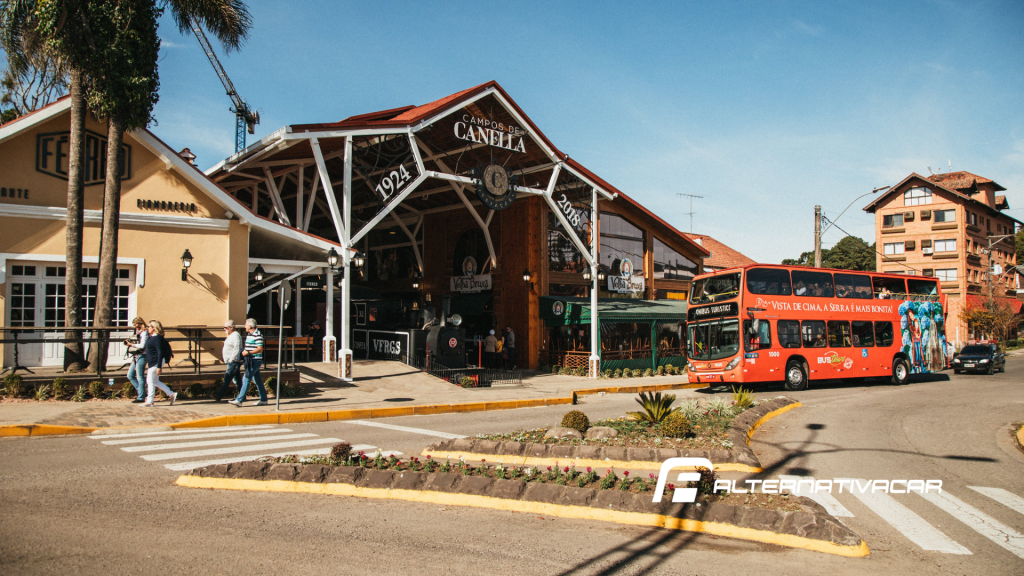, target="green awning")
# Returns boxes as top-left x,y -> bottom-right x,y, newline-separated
540,296 -> 688,326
